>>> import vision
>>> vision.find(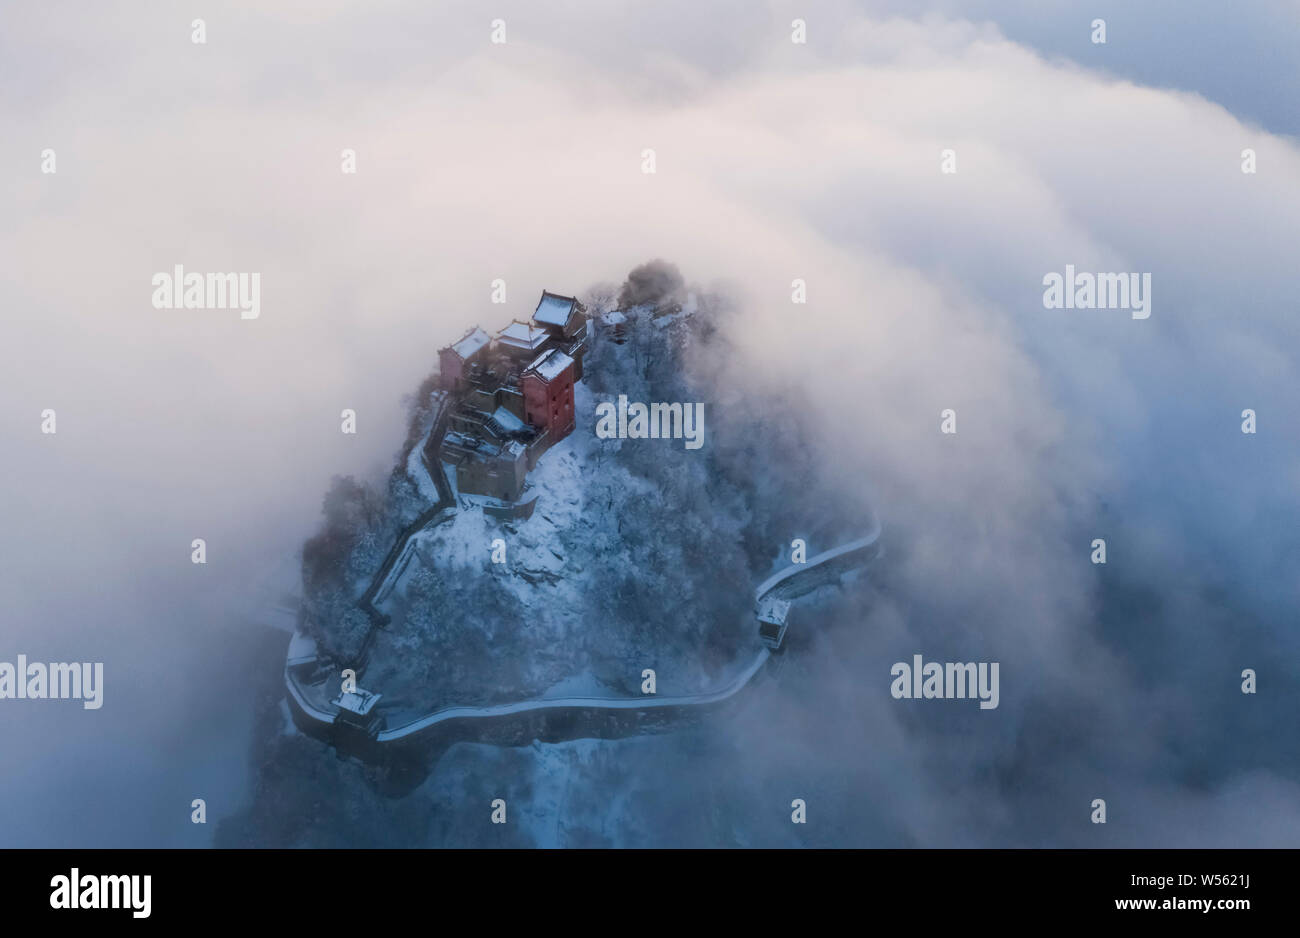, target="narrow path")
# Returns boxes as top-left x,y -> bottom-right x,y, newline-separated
284,508 -> 883,747
375,644 -> 773,741
354,396 -> 456,641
